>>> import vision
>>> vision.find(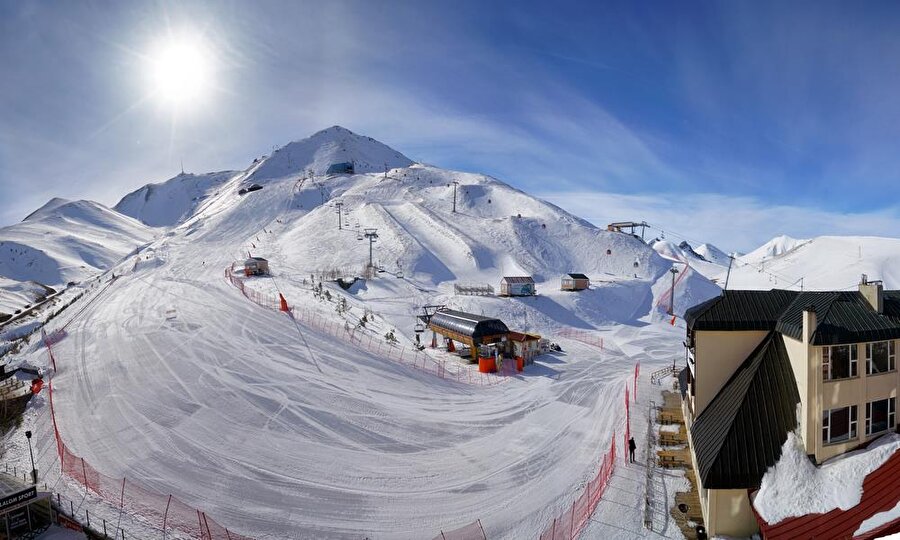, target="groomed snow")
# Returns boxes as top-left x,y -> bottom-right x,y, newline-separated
7,126 -> 719,538
754,431 -> 900,524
